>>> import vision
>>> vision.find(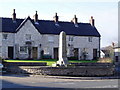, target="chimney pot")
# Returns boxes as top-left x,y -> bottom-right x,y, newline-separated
91,16 -> 93,19
90,16 -> 95,26
54,13 -> 59,23
34,11 -> 38,22
12,9 -> 16,21
72,15 -> 78,24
